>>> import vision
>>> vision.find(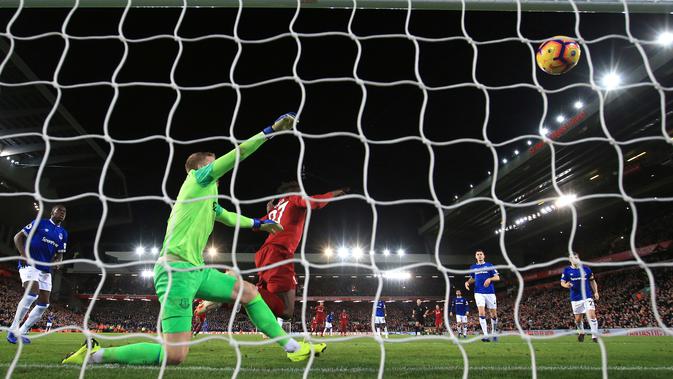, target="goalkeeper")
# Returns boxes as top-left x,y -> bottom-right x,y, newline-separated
63,113 -> 325,366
